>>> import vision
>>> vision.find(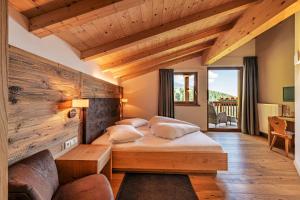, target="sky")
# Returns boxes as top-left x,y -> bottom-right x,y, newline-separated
174,74 -> 195,87
208,70 -> 238,97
